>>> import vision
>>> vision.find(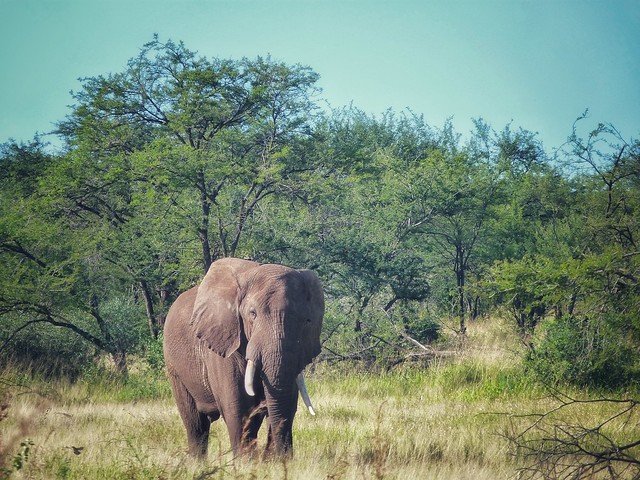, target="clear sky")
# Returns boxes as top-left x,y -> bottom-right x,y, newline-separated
2,0 -> 639,151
